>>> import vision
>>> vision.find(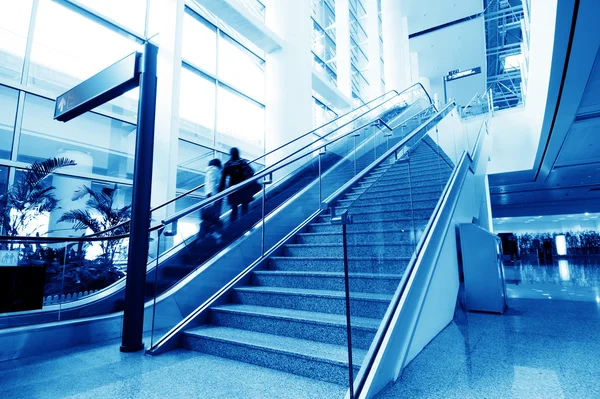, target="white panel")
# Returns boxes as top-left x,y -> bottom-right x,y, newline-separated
409,17 -> 486,103
488,107 -> 538,174
578,51 -> 600,115
404,0 -> 483,35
